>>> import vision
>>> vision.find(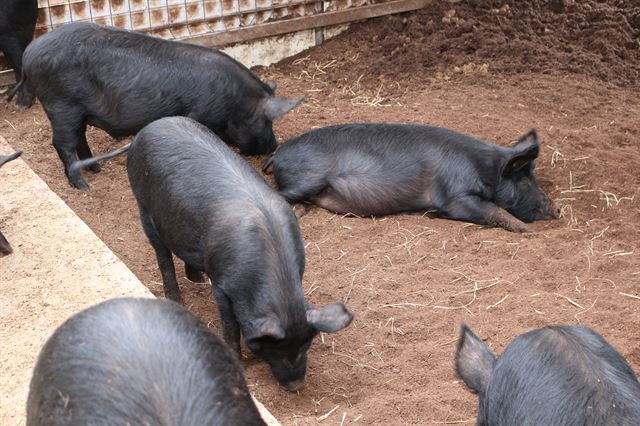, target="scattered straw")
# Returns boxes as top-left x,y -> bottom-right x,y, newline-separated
599,190 -> 634,207
510,244 -> 520,260
317,405 -> 340,422
334,352 -> 382,373
604,249 -> 634,257
554,293 -> 585,309
486,295 -> 509,310
383,317 -> 405,338
347,264 -> 370,277
560,171 -> 594,194
344,275 -> 356,304
306,282 -> 319,296
292,55 -> 310,65
559,204 -> 578,228
620,292 -> 640,300
588,227 -> 609,255
435,337 -> 458,347
379,300 -> 434,309
575,296 -> 598,322
4,120 -> 16,131
340,412 -> 347,426
350,83 -> 391,107
549,144 -> 566,168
